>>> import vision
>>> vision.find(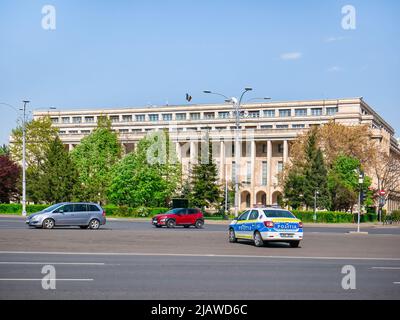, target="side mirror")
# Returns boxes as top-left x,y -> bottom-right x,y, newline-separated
59,209 -> 64,214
